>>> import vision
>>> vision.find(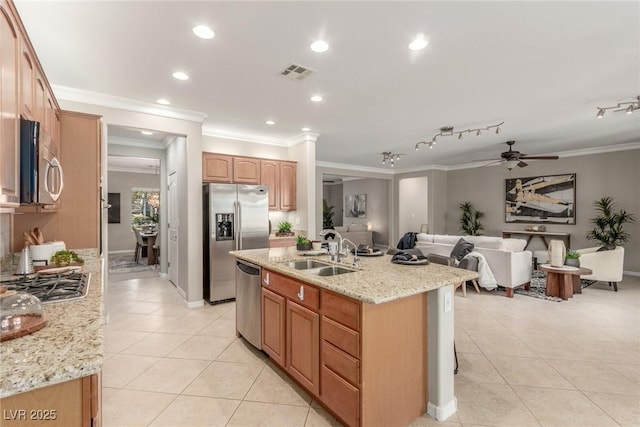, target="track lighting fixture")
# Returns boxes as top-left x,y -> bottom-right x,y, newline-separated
595,95 -> 639,118
414,122 -> 504,151
381,151 -> 402,167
